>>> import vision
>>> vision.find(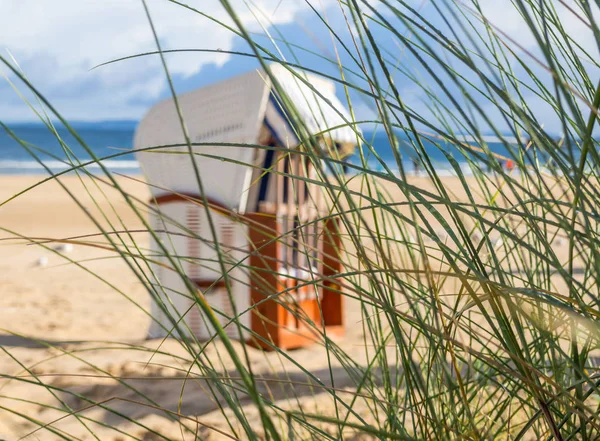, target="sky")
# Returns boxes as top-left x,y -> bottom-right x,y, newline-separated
0,0 -> 598,134
1,0 -> 370,122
